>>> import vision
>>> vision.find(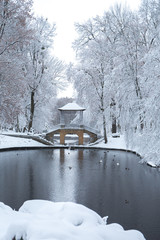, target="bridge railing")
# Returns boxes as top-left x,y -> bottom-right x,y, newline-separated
62,124 -> 101,136
62,124 -> 83,128
46,124 -> 101,137
83,125 -> 100,135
